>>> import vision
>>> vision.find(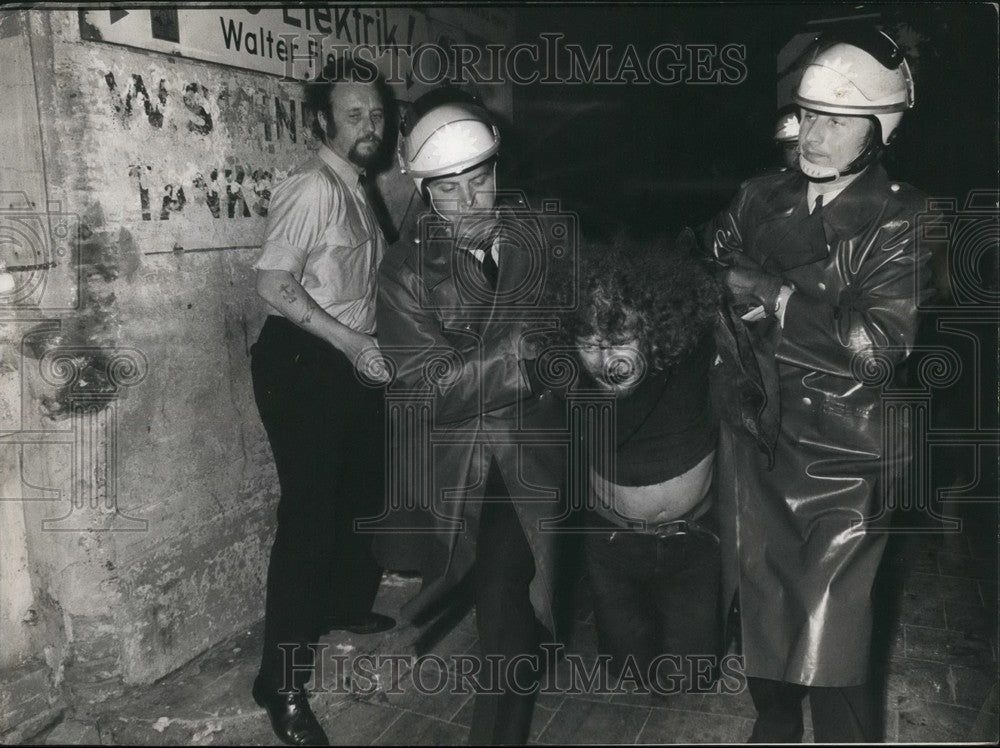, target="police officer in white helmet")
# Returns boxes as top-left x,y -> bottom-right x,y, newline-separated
375,89 -> 566,745
397,91 -> 502,218
774,110 -> 801,170
705,29 -> 933,742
